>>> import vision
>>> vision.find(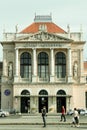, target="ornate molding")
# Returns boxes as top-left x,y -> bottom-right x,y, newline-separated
17,31 -> 72,42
